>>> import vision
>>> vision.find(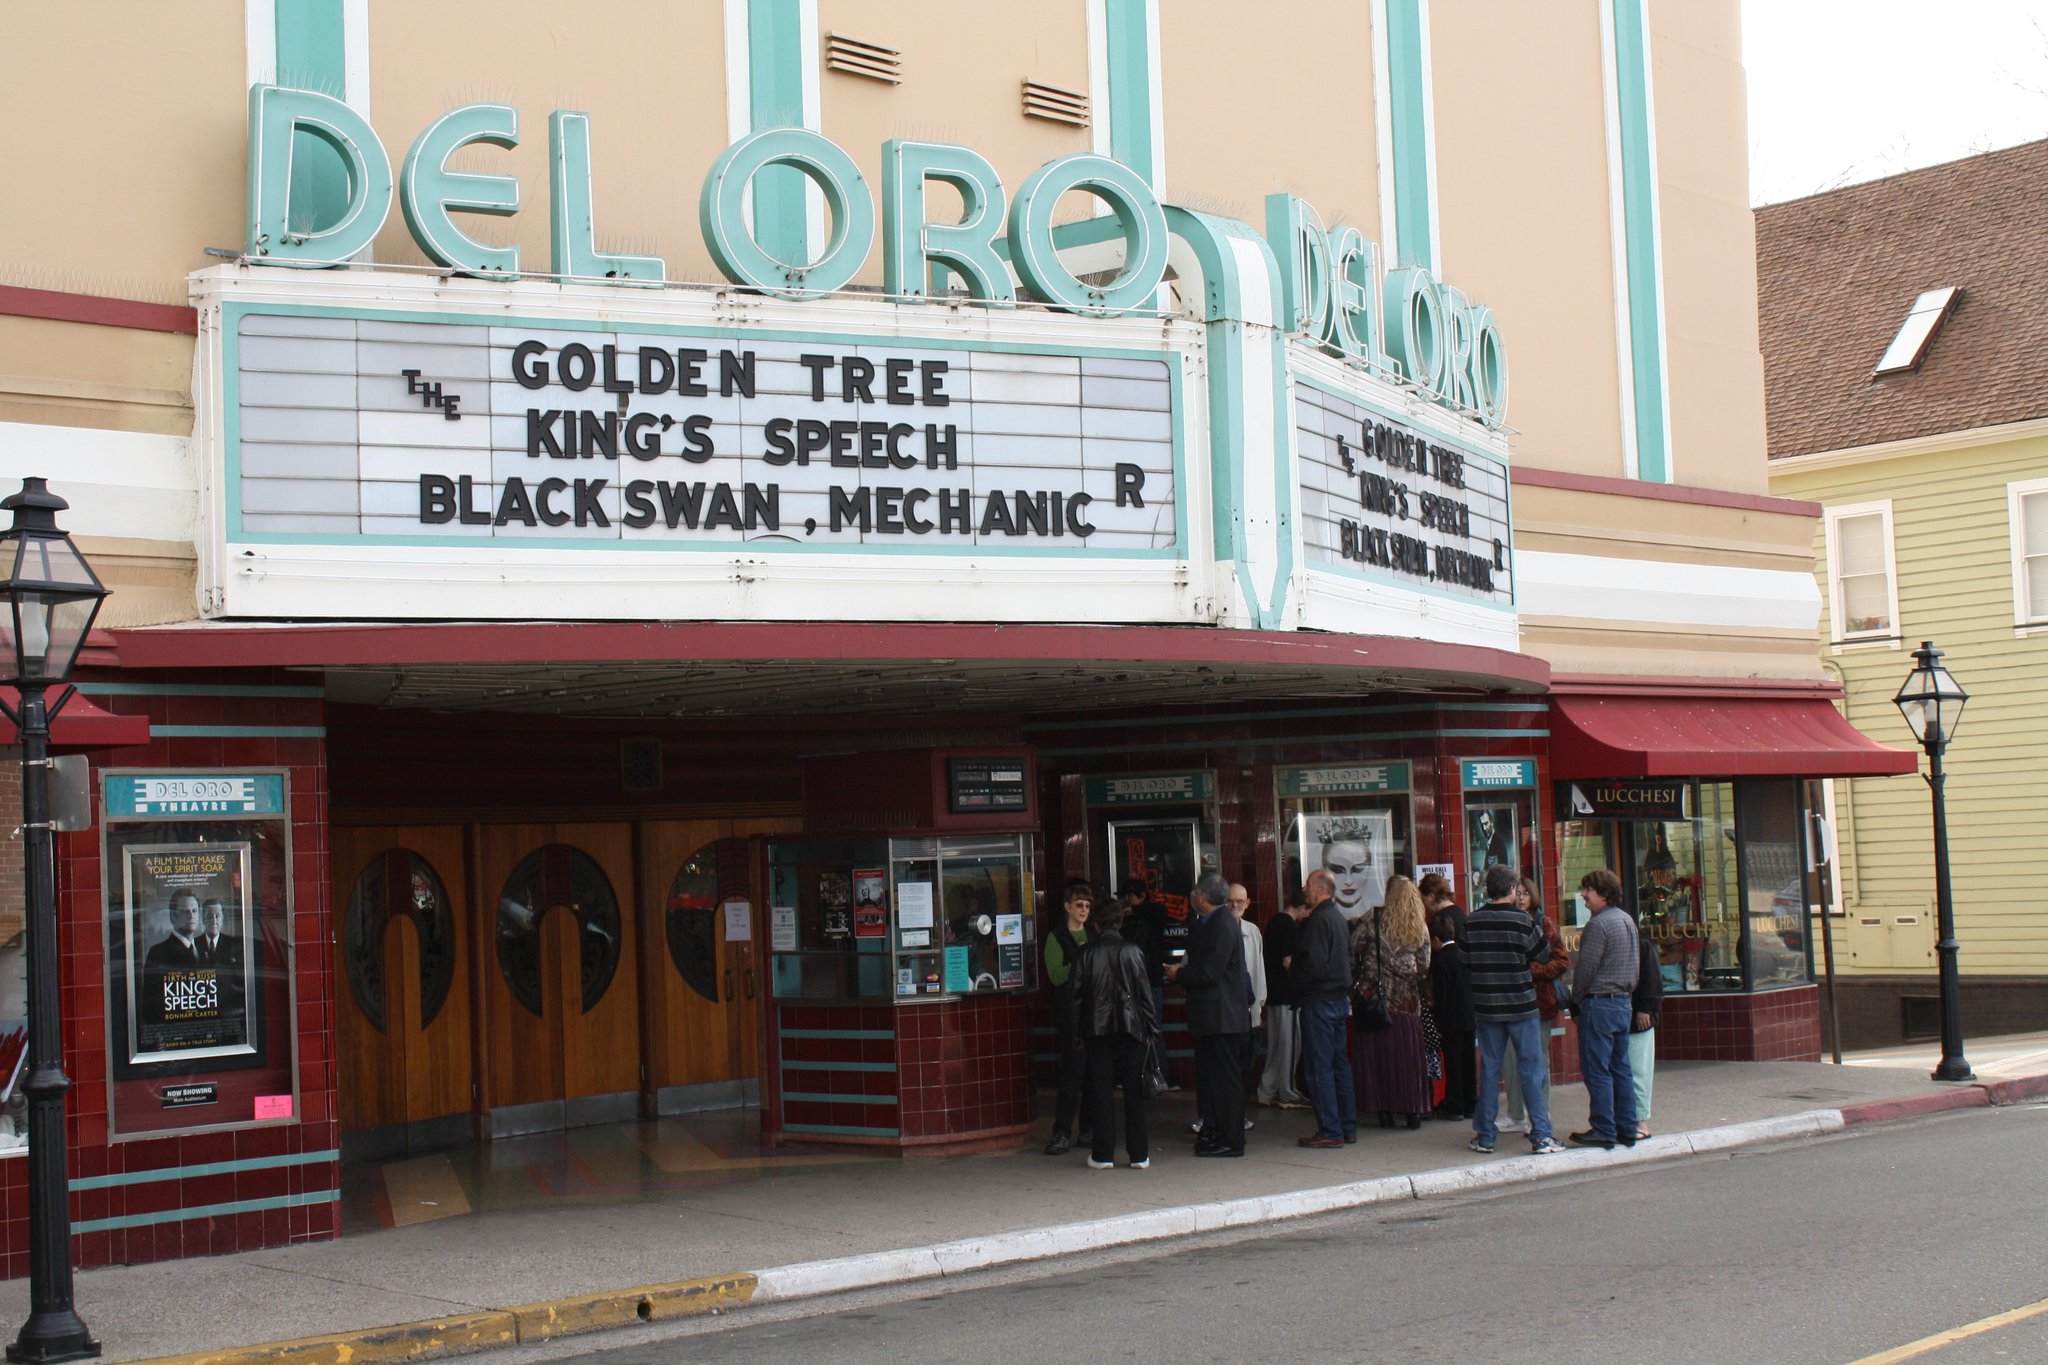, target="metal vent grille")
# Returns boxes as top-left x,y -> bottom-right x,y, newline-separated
620,738 -> 663,792
1022,80 -> 1089,127
825,33 -> 902,84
